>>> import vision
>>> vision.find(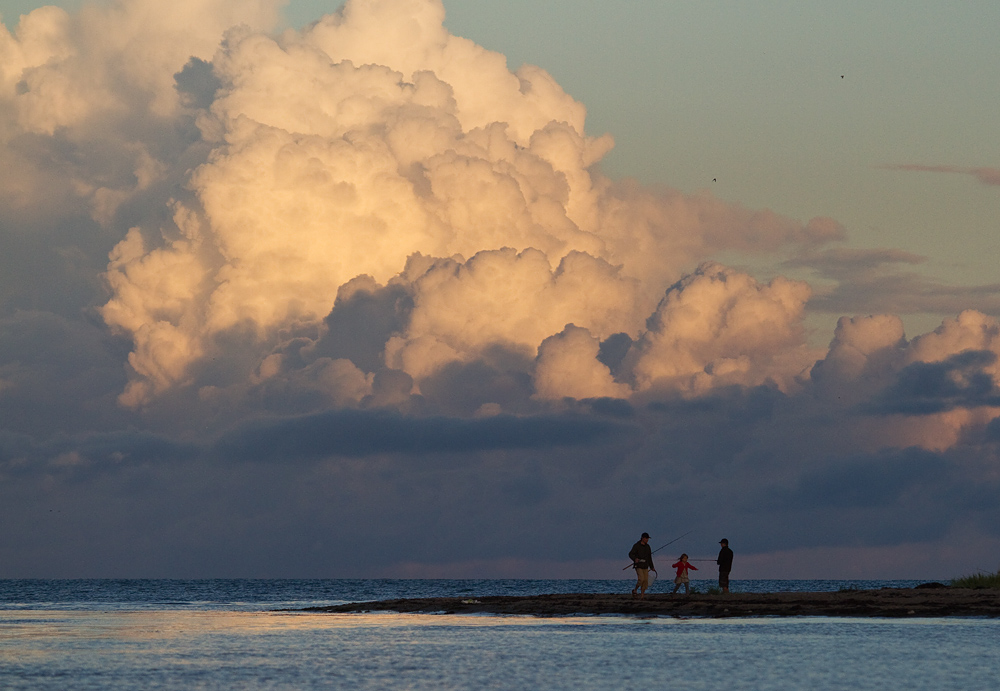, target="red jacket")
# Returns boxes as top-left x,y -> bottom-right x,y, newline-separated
672,560 -> 698,577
